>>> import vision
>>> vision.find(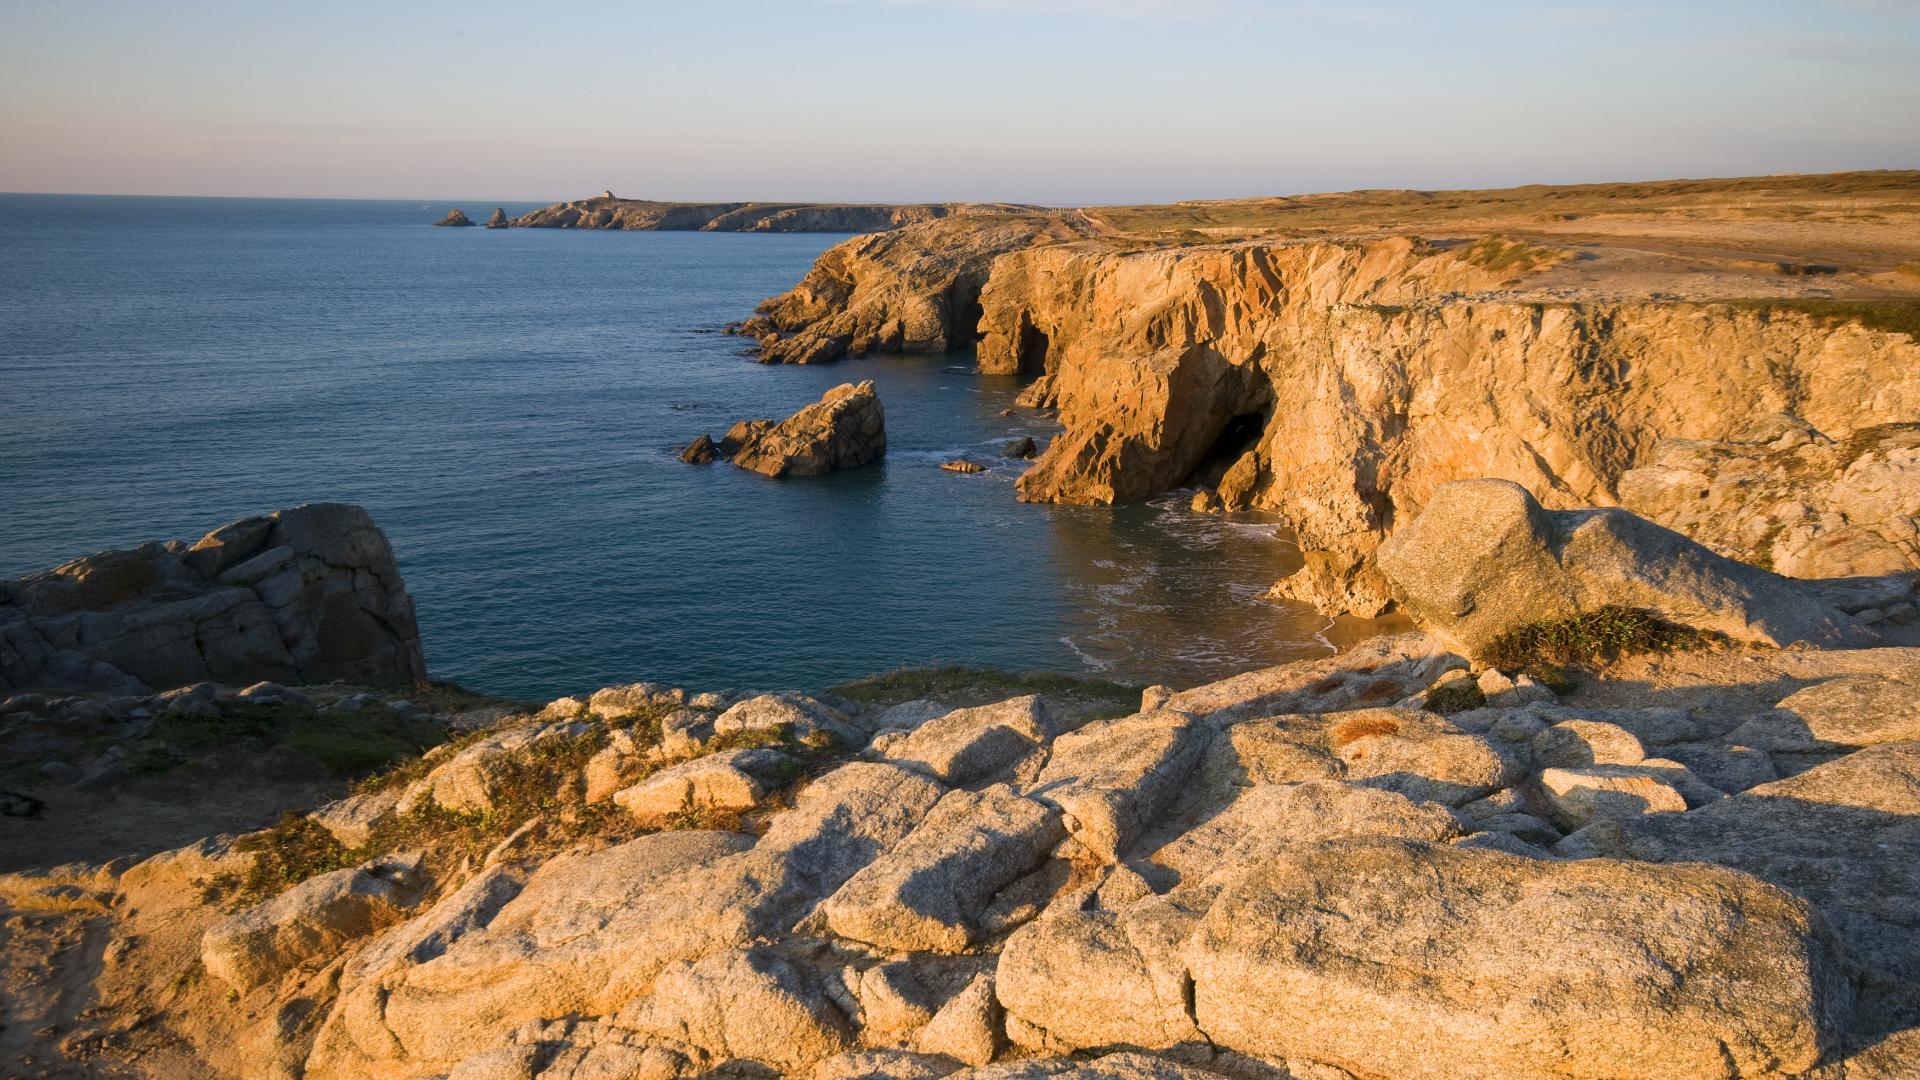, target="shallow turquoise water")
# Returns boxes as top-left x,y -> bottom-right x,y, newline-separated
0,194 -> 1344,699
